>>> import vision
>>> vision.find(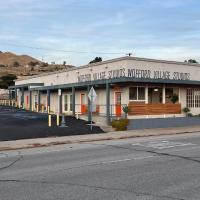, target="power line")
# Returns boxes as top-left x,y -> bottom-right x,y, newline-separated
1,42 -> 126,55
